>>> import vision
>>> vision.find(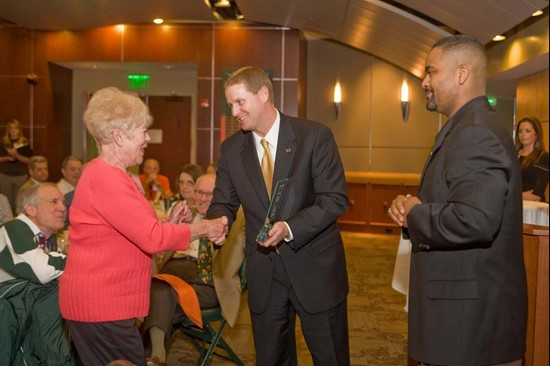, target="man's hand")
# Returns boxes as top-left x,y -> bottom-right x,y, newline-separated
145,172 -> 159,184
388,194 -> 422,228
204,216 -> 229,245
257,221 -> 289,248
